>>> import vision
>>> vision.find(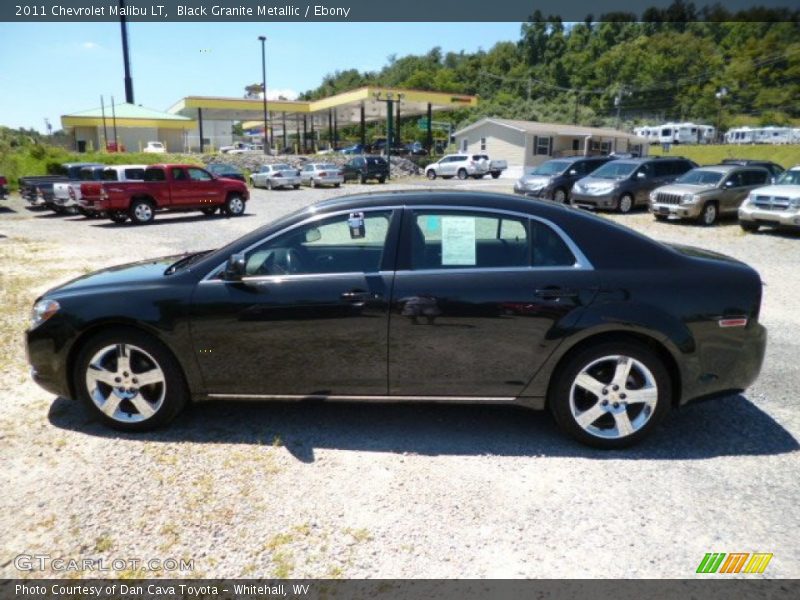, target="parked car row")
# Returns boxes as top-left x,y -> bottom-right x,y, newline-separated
513,155 -> 797,232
